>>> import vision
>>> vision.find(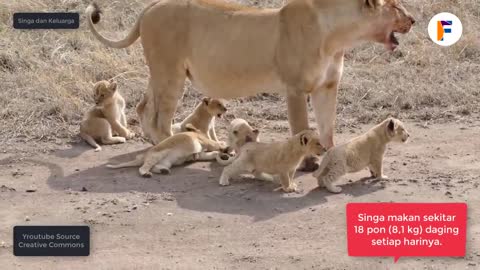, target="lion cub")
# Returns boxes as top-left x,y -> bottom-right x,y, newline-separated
219,130 -> 324,192
80,80 -> 134,151
216,118 -> 260,165
313,117 -> 410,193
172,97 -> 227,141
107,124 -> 227,177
